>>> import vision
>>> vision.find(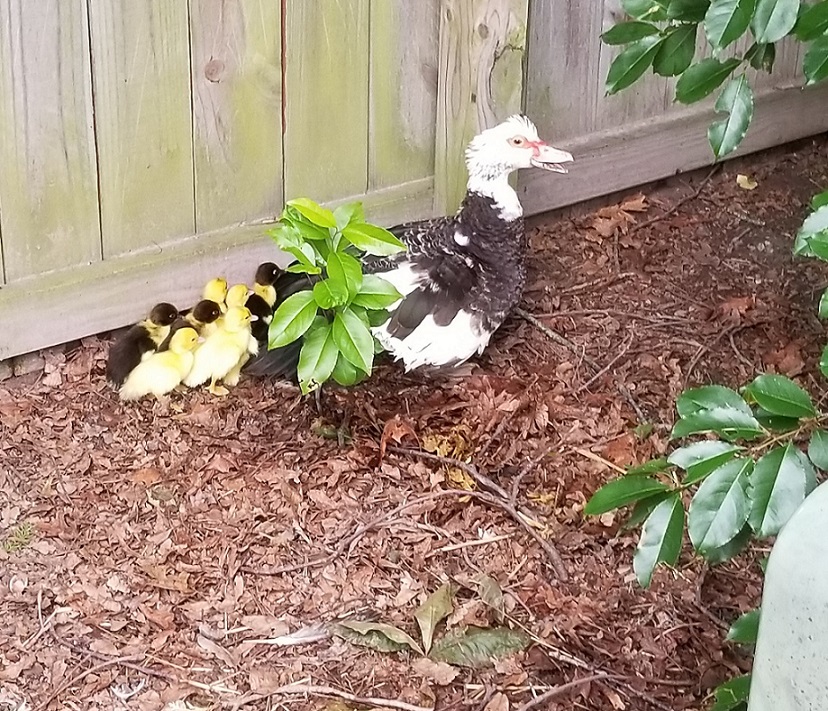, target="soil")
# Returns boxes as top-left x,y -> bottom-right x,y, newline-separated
2,134 -> 827,711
